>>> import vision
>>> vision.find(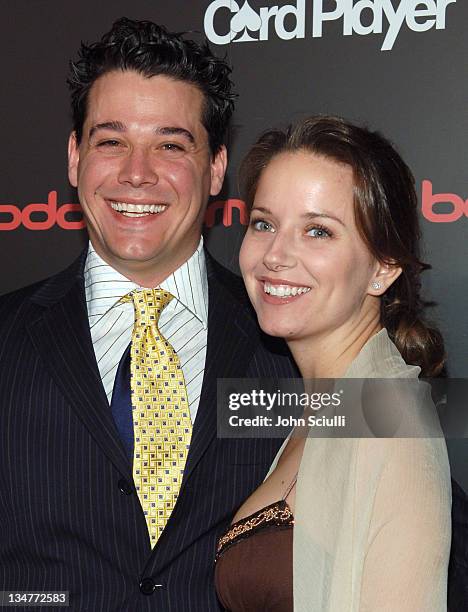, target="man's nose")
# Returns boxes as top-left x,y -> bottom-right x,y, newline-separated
118,148 -> 159,187
263,233 -> 296,272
